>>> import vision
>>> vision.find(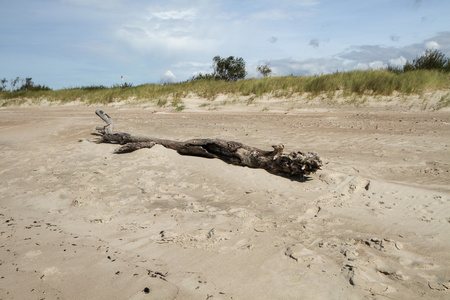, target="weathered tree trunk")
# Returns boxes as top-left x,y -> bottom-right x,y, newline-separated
94,109 -> 322,177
